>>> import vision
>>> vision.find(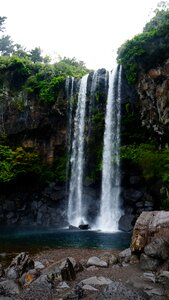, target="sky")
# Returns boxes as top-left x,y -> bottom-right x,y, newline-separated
0,0 -> 159,70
